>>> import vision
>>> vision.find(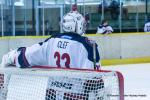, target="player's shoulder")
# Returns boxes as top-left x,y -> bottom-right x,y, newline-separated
98,25 -> 103,28
50,32 -> 97,46
51,32 -> 82,40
